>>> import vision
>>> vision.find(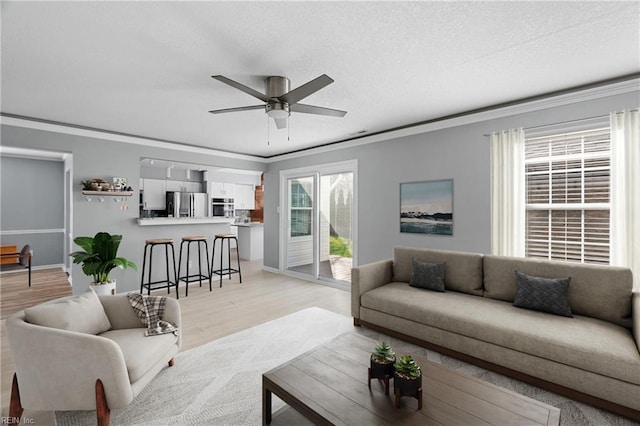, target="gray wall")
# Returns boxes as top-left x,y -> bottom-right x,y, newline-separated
1,125 -> 265,294
0,156 -> 65,266
263,91 -> 640,269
